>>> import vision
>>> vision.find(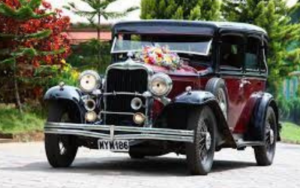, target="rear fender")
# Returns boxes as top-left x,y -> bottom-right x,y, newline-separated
154,91 -> 236,147
248,93 -> 280,141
